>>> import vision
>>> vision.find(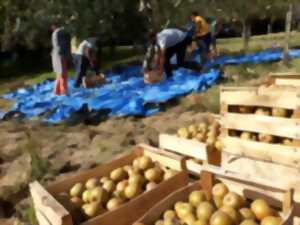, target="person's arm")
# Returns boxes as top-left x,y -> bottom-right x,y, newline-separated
155,38 -> 166,72
156,49 -> 165,72
85,48 -> 96,66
